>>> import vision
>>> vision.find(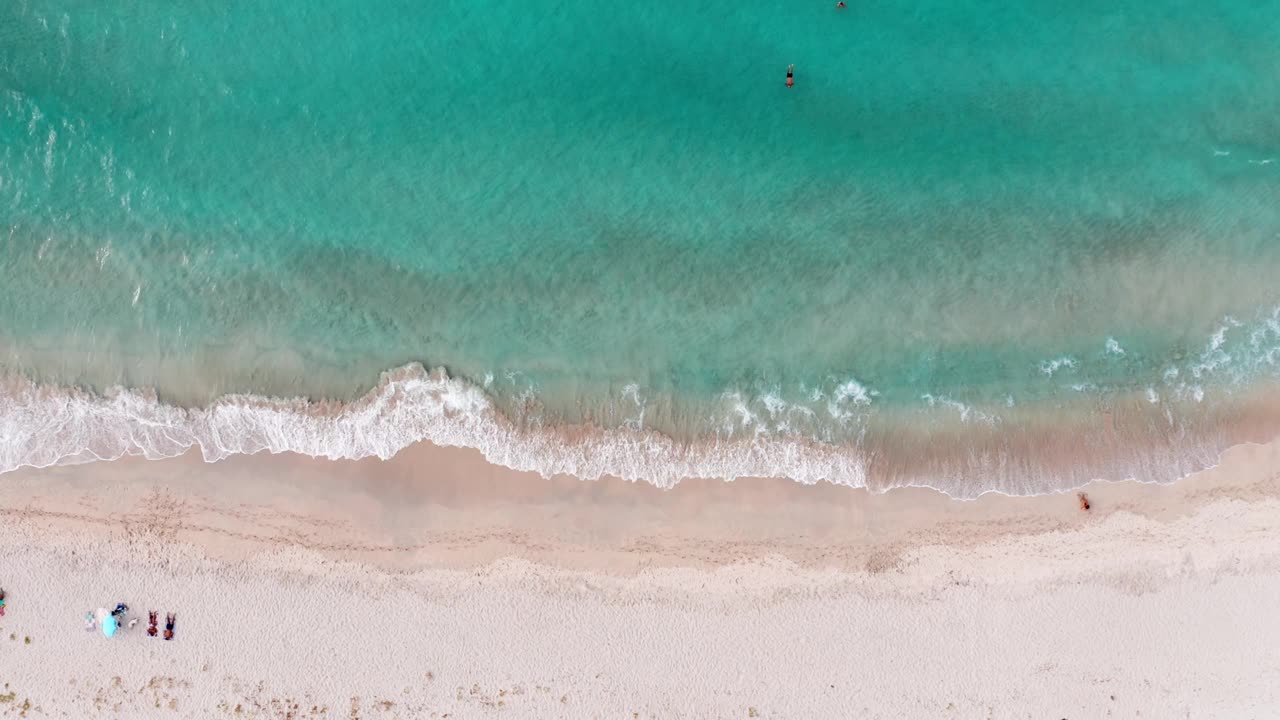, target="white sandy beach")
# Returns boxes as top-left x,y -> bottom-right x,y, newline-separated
3,438 -> 1280,718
